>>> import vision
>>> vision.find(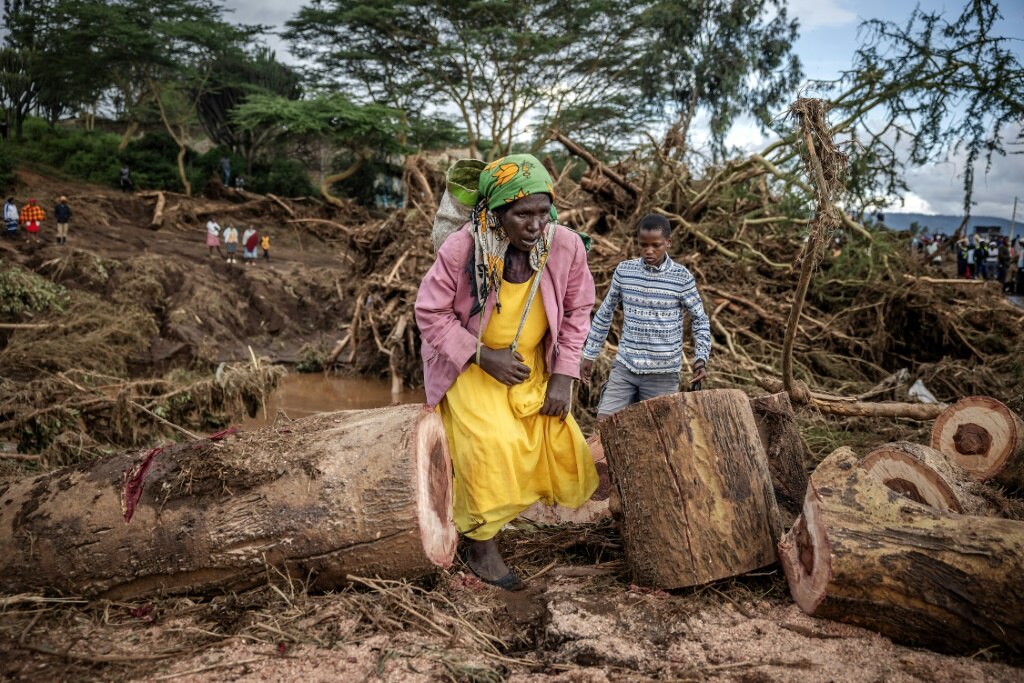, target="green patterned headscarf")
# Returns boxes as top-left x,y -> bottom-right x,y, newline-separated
467,154 -> 556,313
